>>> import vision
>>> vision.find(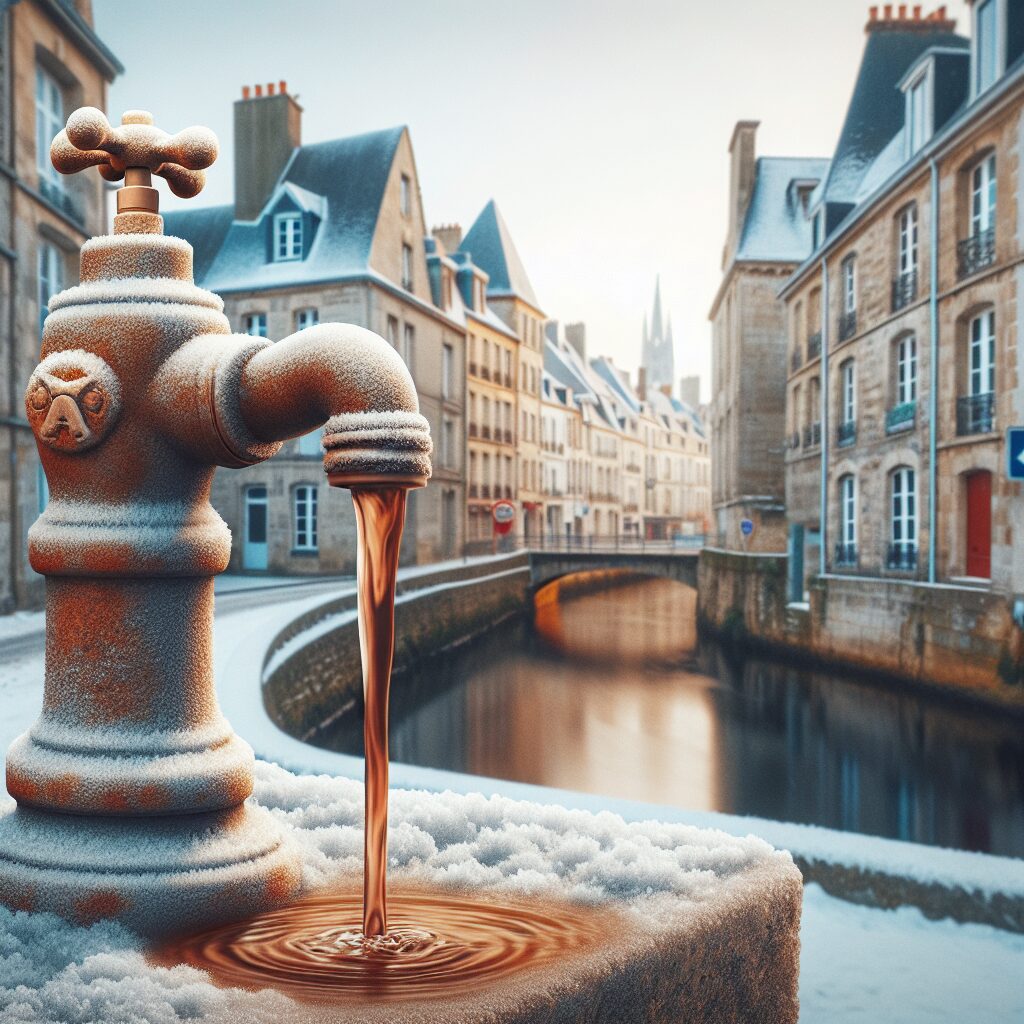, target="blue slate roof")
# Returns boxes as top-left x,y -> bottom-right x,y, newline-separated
591,357 -> 641,414
736,157 -> 830,262
164,126 -> 405,293
460,200 -> 541,310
